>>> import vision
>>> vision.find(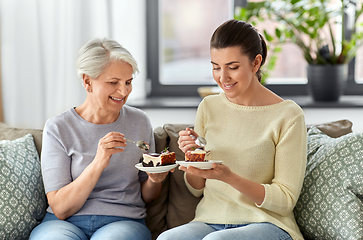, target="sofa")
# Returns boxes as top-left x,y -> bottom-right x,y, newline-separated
0,119 -> 362,240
